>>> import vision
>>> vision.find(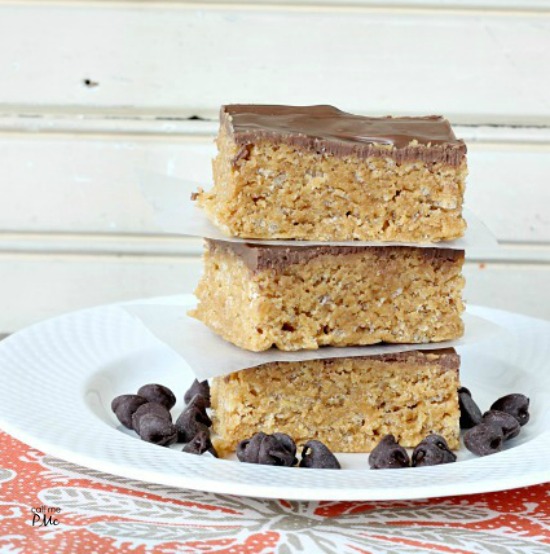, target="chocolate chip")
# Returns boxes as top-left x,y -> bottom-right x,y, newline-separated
299,440 -> 341,469
237,432 -> 297,466
137,384 -> 176,410
272,433 -> 297,458
369,435 -> 410,469
412,434 -> 457,467
490,394 -> 530,426
458,387 -> 483,429
421,433 -> 455,452
182,428 -> 218,457
111,394 -> 148,429
187,393 -> 210,414
138,414 -> 178,446
482,410 -> 521,440
464,422 -> 504,456
259,435 -> 297,467
237,432 -> 265,463
175,405 -> 210,443
184,379 -> 210,407
132,402 -> 172,435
